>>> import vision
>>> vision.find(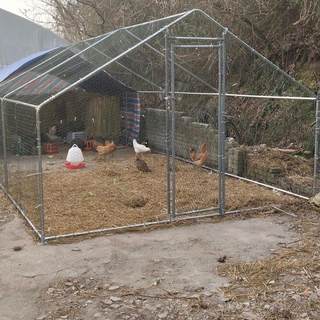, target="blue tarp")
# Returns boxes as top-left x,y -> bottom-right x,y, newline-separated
0,47 -> 133,96
0,48 -> 56,82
